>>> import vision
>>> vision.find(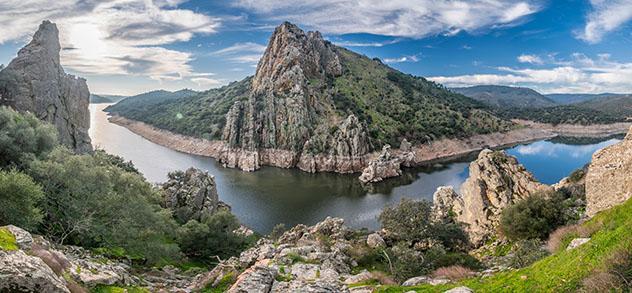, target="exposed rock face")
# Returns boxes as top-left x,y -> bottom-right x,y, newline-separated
218,22 -> 371,174
433,149 -> 552,246
0,250 -> 70,293
585,127 -> 632,217
359,143 -> 414,183
161,167 -> 228,223
194,217 -> 358,292
0,21 -> 91,152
